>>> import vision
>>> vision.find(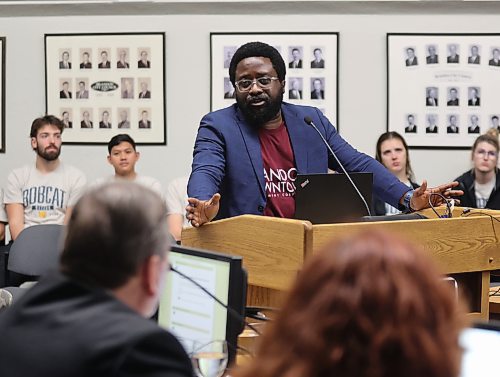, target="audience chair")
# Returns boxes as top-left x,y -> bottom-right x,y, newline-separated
5,224 -> 64,287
